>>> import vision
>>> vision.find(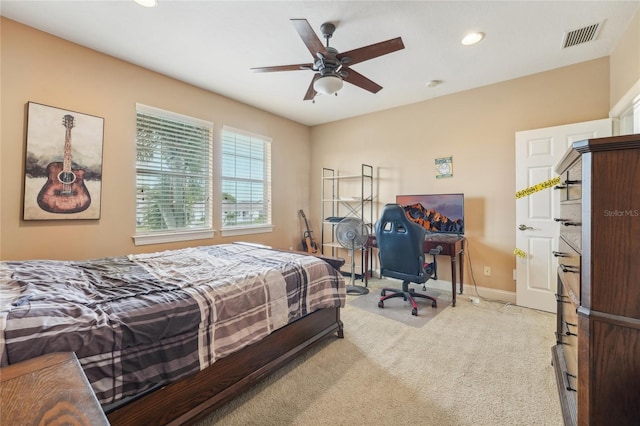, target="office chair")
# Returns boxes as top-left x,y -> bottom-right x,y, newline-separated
375,203 -> 441,316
